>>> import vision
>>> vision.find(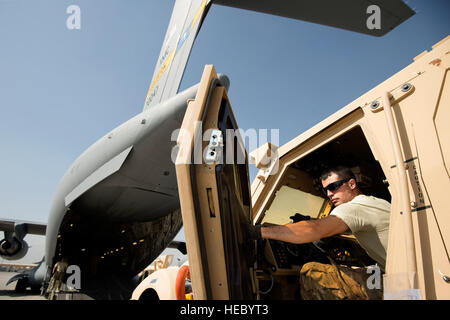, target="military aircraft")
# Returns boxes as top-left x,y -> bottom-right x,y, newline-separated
0,0 -> 414,299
